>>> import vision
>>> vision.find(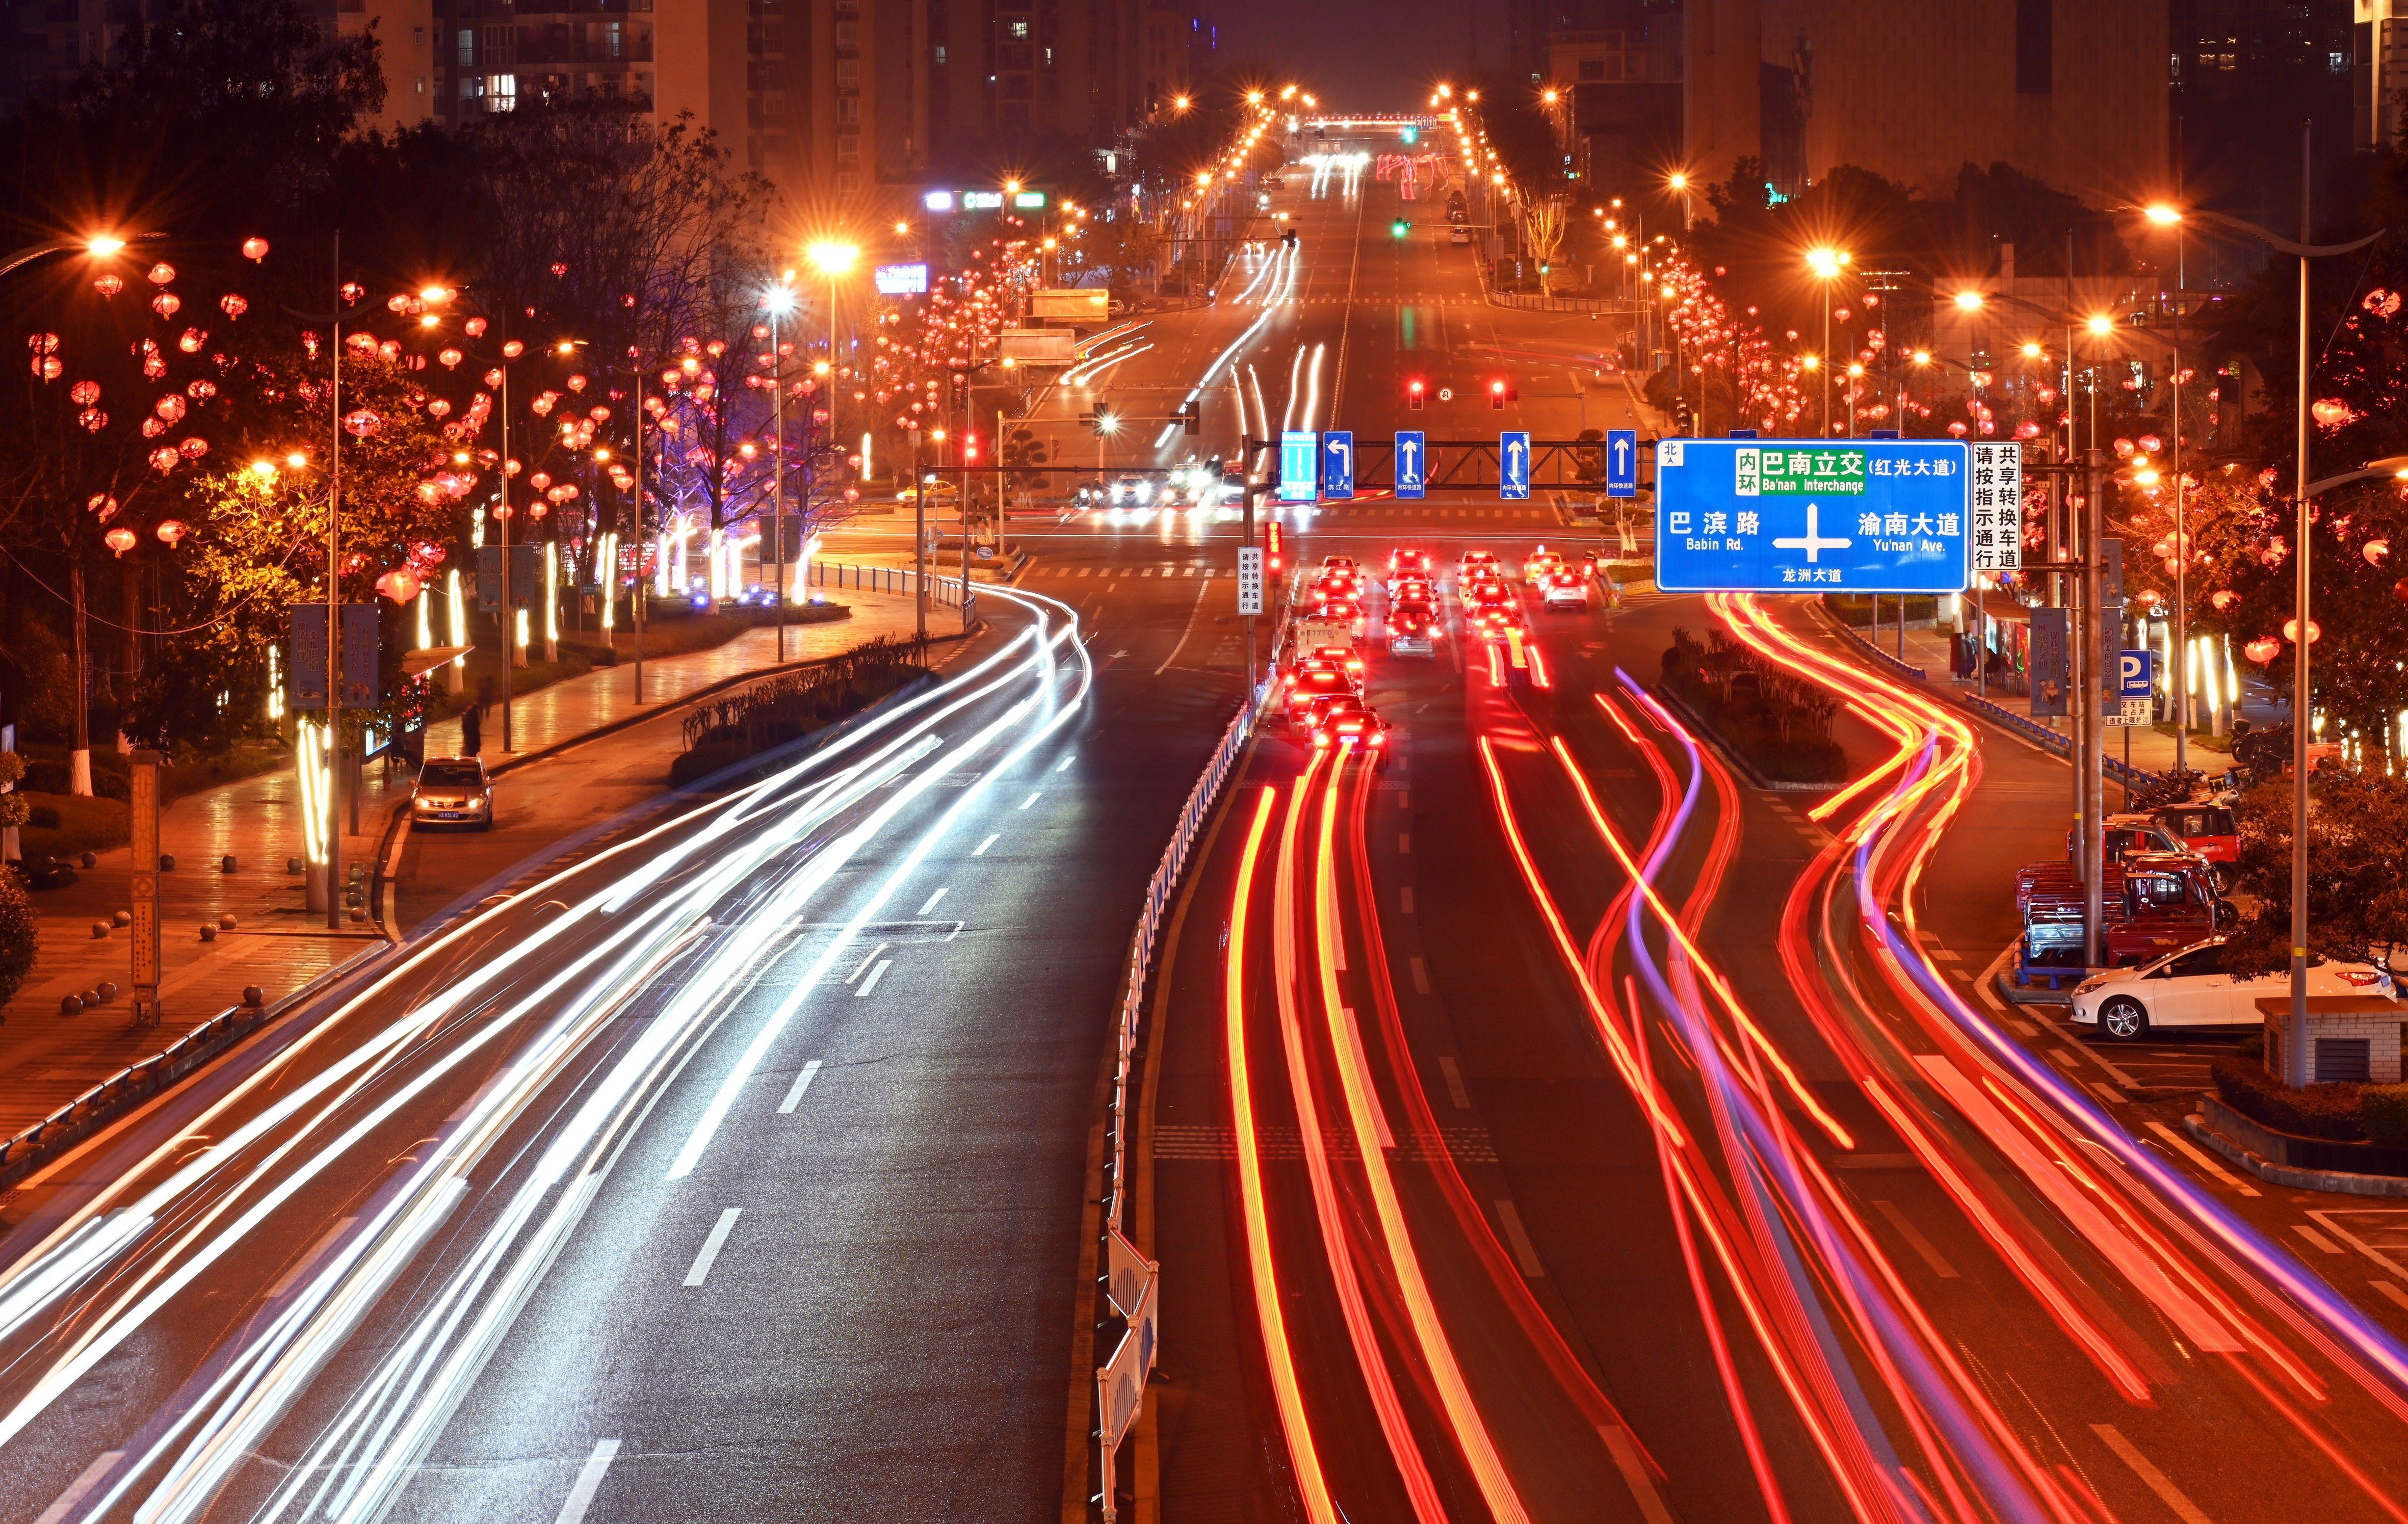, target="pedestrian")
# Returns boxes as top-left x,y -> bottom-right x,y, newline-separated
461,685 -> 486,757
